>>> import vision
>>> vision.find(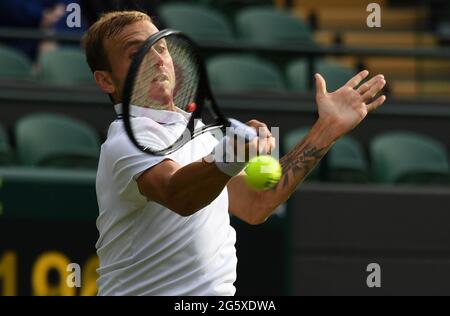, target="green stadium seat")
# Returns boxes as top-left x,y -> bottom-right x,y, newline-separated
286,59 -> 355,92
286,59 -> 308,92
235,7 -> 313,46
37,48 -> 94,85
15,113 -> 100,169
283,127 -> 322,181
327,136 -> 369,183
159,3 -> 234,42
370,132 -> 450,185
0,123 -> 13,165
0,45 -> 32,80
207,54 -> 286,92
